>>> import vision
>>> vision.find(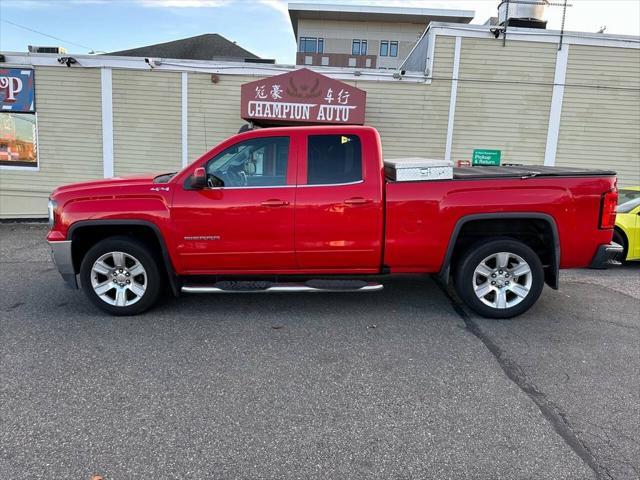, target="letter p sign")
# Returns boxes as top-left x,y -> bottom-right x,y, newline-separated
0,68 -> 34,112
0,76 -> 23,103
